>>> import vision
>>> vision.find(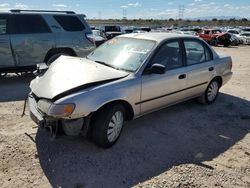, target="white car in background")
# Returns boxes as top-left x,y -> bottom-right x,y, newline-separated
239,32 -> 250,45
